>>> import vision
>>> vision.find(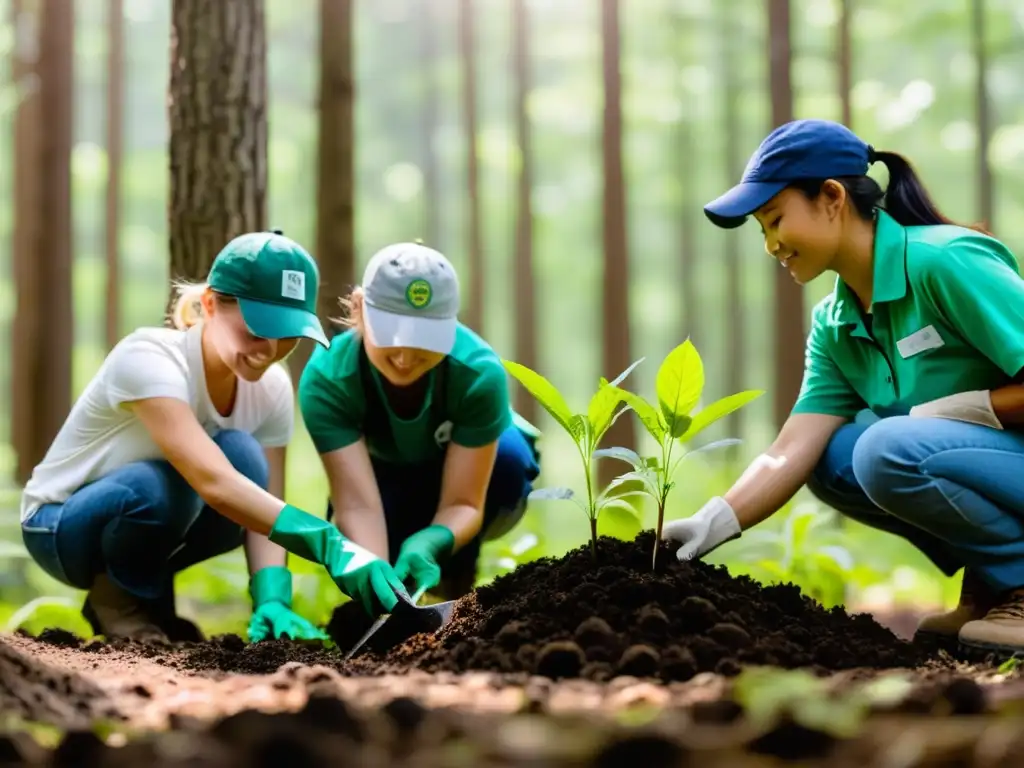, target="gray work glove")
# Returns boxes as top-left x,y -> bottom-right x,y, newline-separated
661,496 -> 741,561
909,390 -> 1002,430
